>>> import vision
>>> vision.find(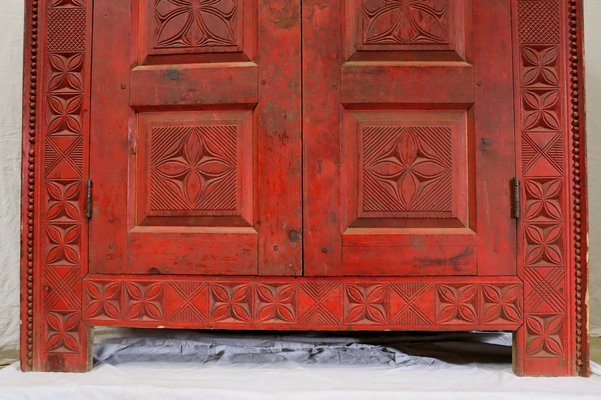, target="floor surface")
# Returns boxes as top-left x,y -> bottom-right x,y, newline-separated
0,330 -> 600,399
